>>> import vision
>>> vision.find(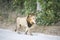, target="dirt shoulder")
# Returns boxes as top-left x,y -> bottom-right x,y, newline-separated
0,22 -> 60,36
